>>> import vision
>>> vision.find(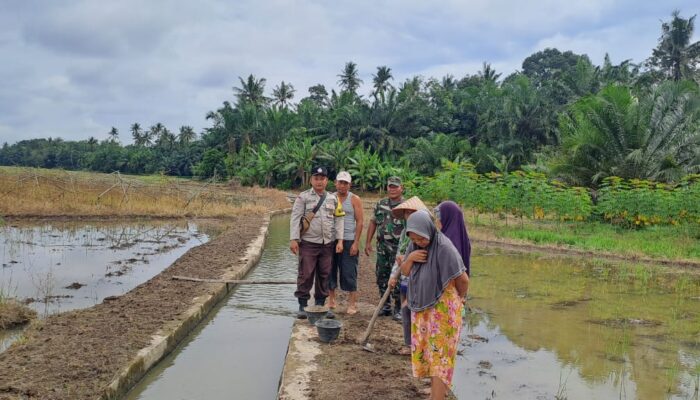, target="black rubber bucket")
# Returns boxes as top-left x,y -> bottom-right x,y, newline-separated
315,319 -> 342,343
304,305 -> 328,325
